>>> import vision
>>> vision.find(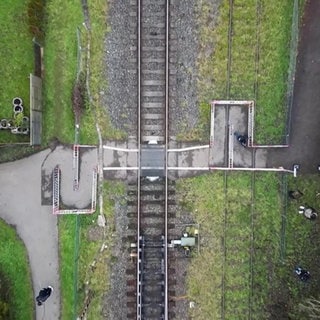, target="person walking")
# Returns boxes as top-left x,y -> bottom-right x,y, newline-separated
36,286 -> 53,306
298,205 -> 318,220
295,266 -> 311,282
234,132 -> 248,147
